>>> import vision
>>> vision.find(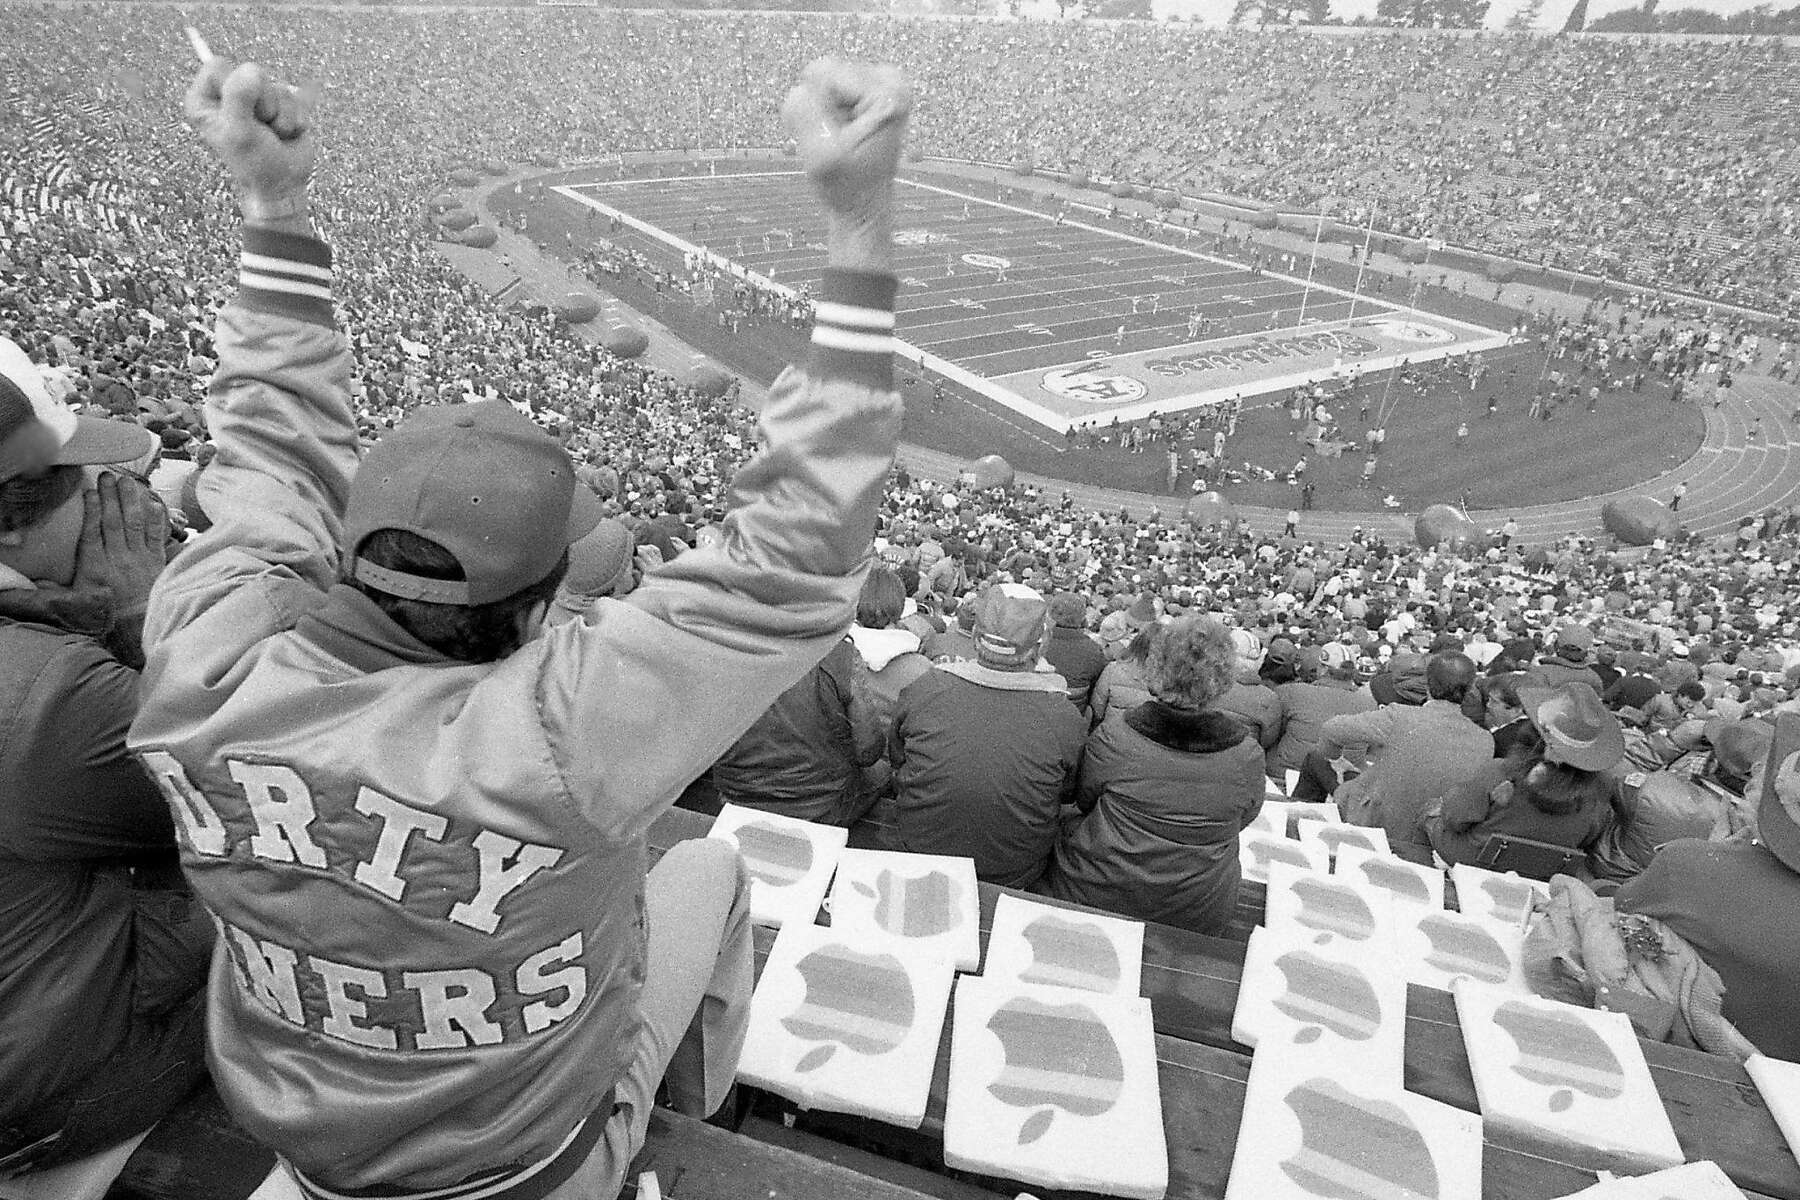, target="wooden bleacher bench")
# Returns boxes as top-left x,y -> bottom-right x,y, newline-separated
649,805 -> 1800,1200
621,1109 -> 938,1200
